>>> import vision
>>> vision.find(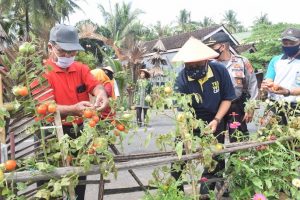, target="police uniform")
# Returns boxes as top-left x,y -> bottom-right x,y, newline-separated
218,55 -> 258,140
